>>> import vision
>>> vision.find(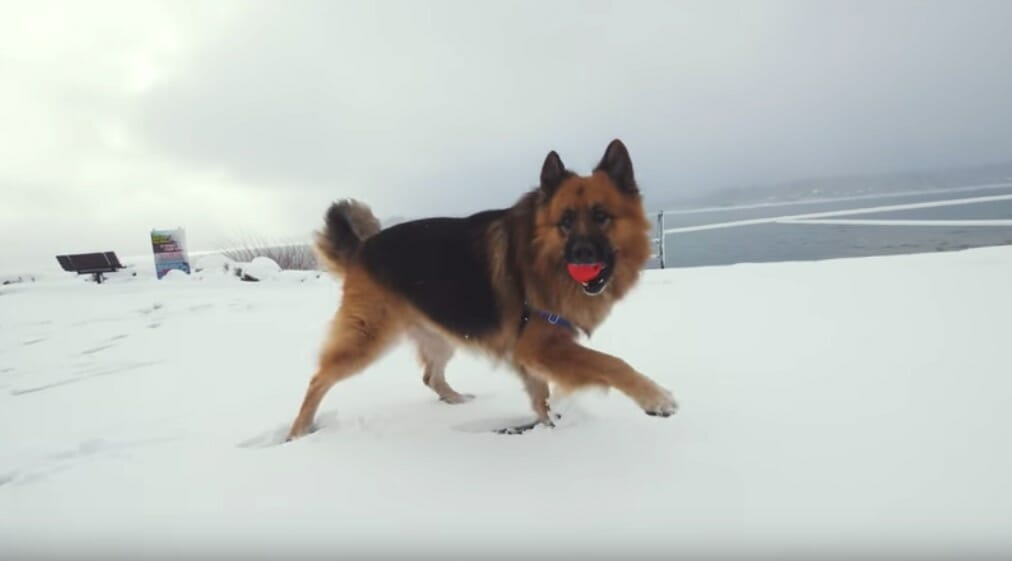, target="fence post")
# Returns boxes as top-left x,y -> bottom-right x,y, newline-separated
656,211 -> 666,269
